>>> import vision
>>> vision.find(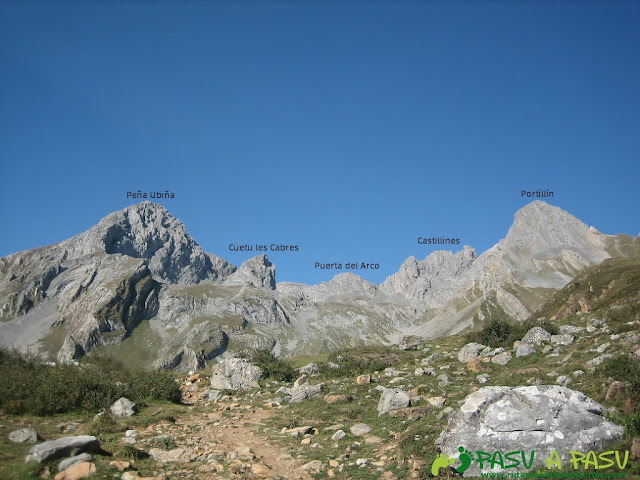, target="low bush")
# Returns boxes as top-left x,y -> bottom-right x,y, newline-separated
320,347 -> 395,377
467,318 -> 559,348
598,354 -> 640,398
244,349 -> 296,382
0,348 -> 181,416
